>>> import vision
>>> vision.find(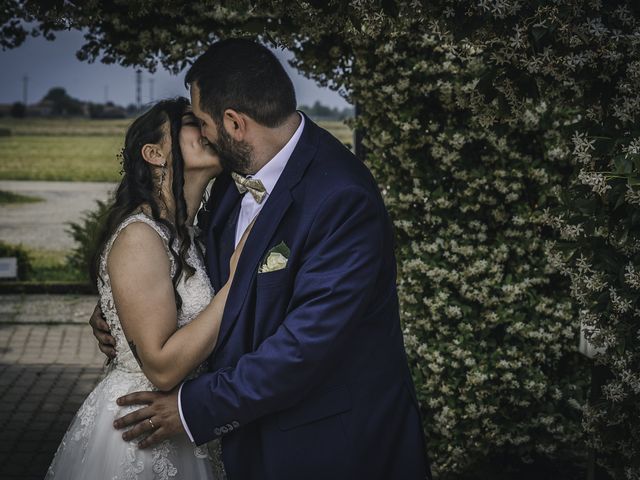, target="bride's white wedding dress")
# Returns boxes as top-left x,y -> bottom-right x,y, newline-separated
46,212 -> 225,479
